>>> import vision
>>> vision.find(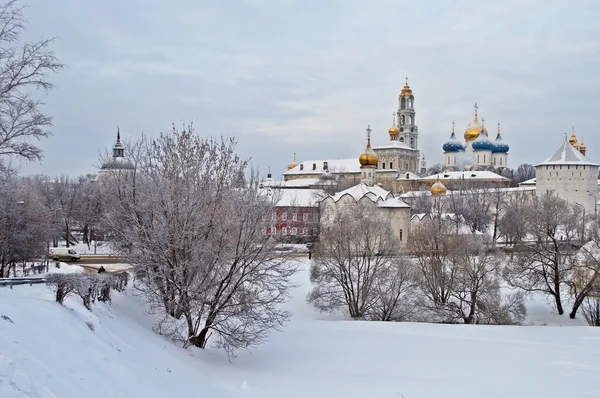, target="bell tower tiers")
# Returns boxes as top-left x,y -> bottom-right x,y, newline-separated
396,77 -> 419,150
